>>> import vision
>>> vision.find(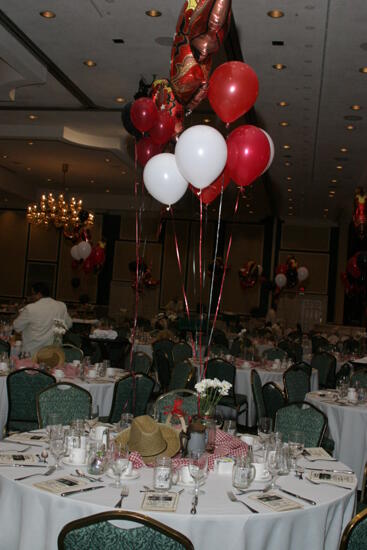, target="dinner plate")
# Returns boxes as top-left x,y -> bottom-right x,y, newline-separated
62,457 -> 87,467
106,468 -> 140,480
